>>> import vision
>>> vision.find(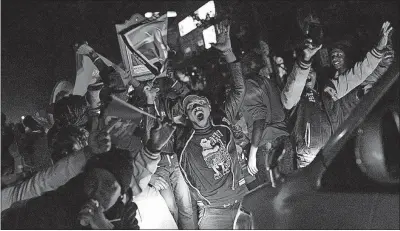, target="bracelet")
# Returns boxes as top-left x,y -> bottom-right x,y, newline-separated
93,56 -> 101,63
